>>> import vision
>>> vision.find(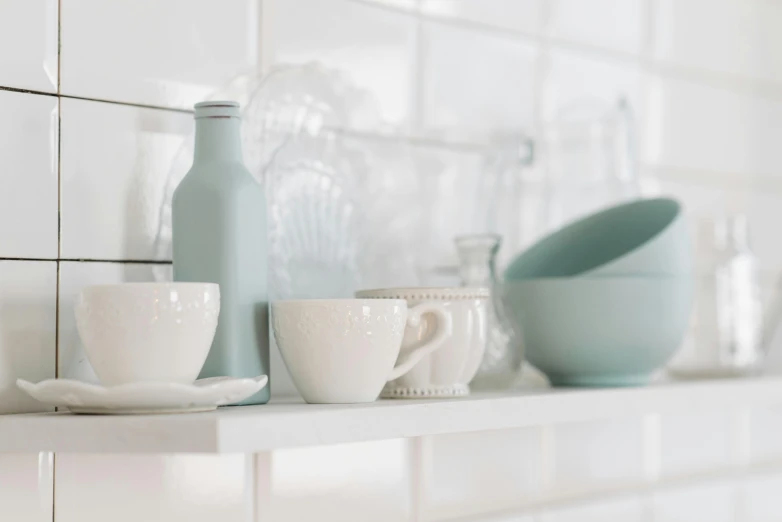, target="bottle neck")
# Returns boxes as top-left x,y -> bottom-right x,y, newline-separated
193,117 -> 243,163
